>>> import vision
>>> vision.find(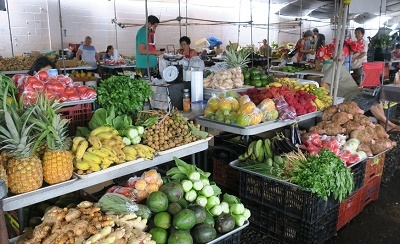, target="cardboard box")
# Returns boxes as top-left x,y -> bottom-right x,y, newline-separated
56,59 -> 77,69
